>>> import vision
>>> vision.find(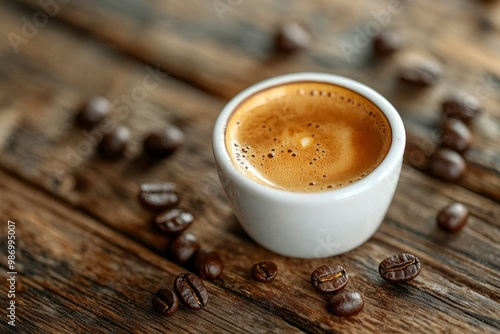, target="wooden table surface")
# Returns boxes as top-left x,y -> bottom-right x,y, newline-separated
0,0 -> 499,333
